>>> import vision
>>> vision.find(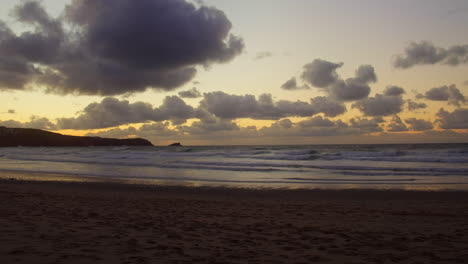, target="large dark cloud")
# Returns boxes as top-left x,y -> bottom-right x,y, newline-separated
404,118 -> 433,131
352,94 -> 404,116
0,0 -> 243,95
417,85 -> 465,107
57,96 -> 196,129
436,108 -> 468,129
394,41 -> 468,68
